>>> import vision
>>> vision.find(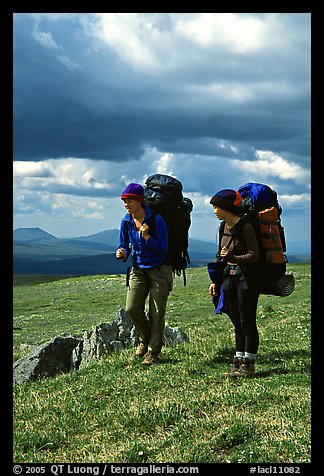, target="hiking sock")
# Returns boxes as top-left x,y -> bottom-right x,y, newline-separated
244,352 -> 257,361
235,352 -> 244,359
